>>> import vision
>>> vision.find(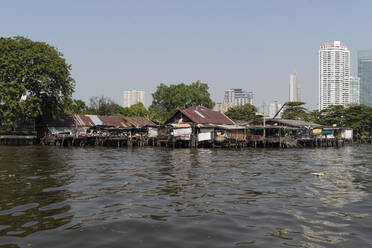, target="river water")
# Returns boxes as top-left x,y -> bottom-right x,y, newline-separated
0,145 -> 371,248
